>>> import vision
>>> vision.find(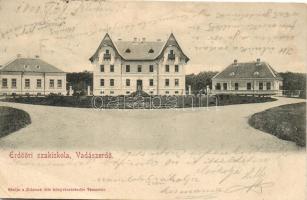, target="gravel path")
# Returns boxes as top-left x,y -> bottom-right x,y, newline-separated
0,97 -> 305,152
